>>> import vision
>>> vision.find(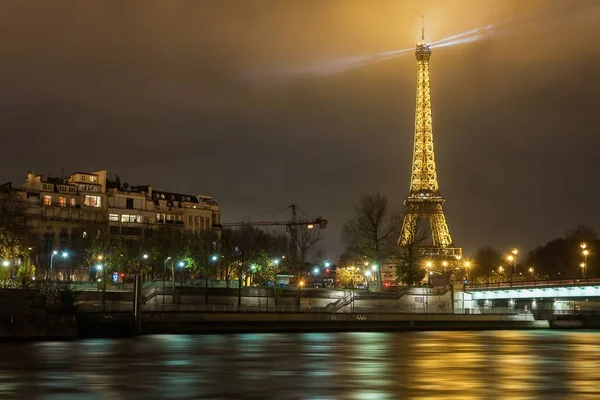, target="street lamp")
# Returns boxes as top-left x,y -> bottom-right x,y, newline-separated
324,261 -> 331,268
143,254 -> 149,260
511,248 -> 518,277
2,260 -> 9,267
163,257 -> 171,309
464,261 -> 471,282
528,267 -> 534,280
49,250 -> 68,280
580,262 -> 586,279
